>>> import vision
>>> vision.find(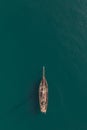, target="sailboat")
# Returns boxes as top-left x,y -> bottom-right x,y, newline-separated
39,66 -> 48,113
